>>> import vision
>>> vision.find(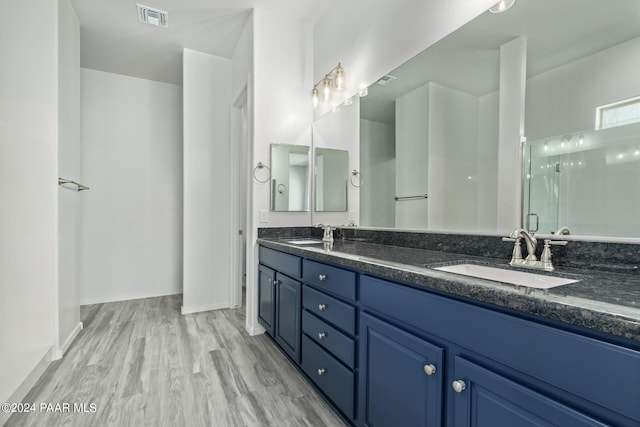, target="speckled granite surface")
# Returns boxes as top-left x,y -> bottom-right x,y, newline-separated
258,227 -> 640,275
258,236 -> 640,343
